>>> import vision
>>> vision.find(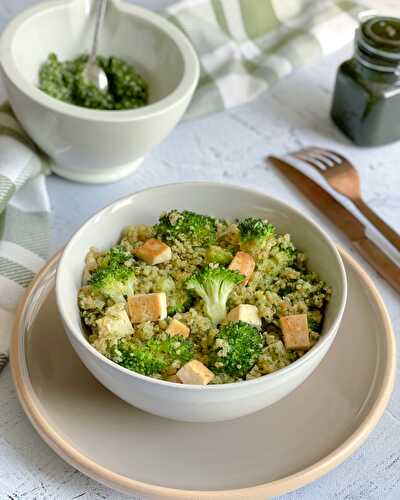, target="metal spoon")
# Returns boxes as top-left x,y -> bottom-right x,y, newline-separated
83,0 -> 108,92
